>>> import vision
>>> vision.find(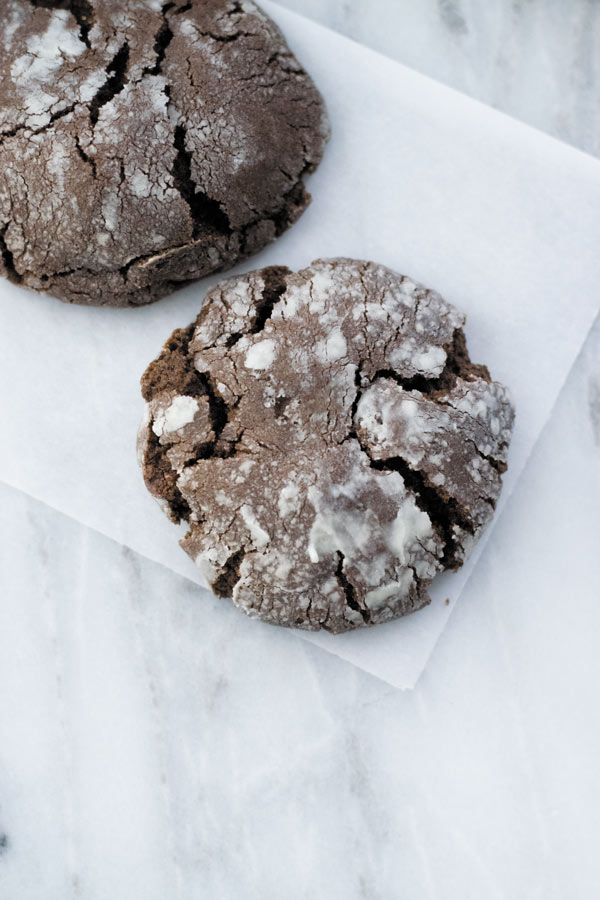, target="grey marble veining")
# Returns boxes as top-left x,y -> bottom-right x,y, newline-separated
589,373 -> 600,446
0,482 -> 387,899
277,0 -> 600,158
